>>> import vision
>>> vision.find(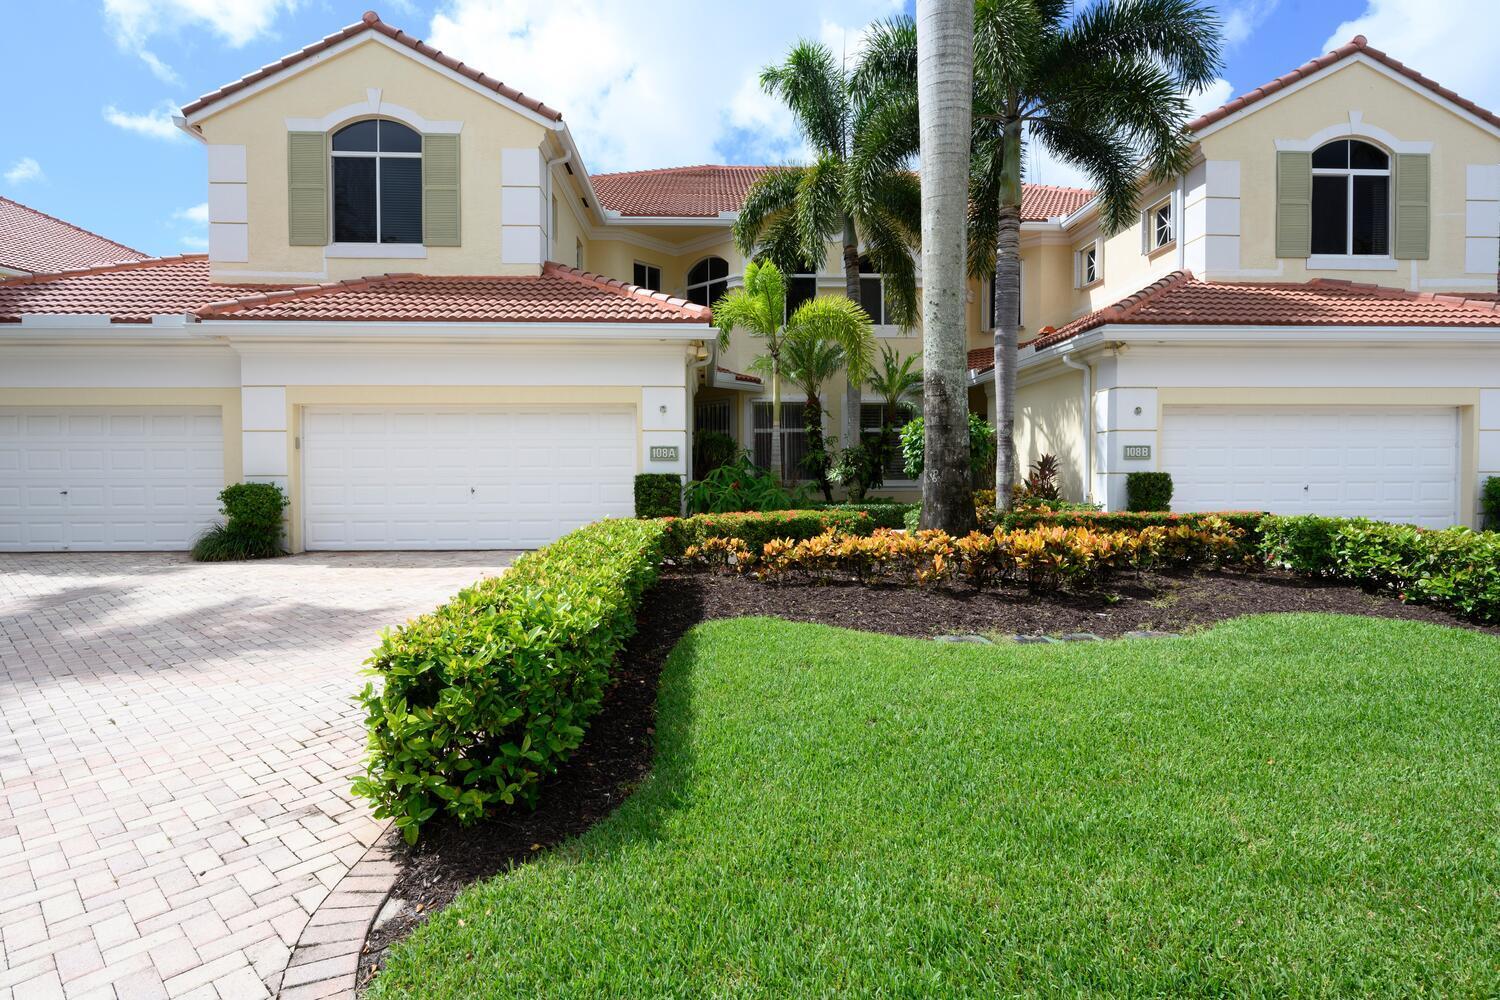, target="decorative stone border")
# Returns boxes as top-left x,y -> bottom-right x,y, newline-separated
277,827 -> 401,998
